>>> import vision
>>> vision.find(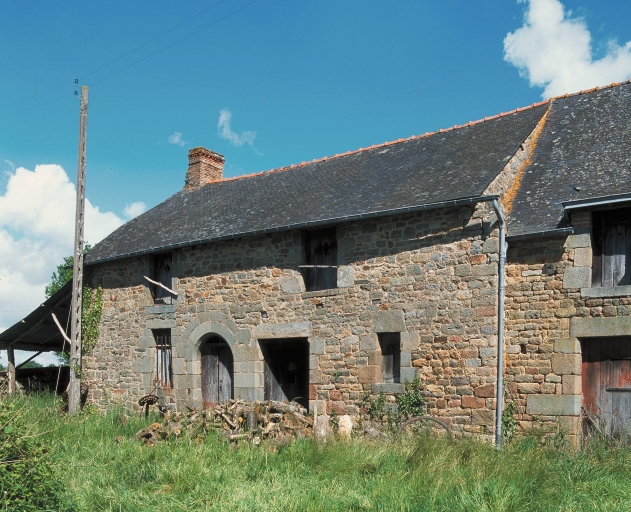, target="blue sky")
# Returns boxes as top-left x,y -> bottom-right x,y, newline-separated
1,0 -> 631,365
